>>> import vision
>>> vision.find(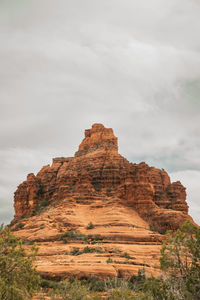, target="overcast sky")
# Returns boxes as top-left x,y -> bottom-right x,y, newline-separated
0,0 -> 200,225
